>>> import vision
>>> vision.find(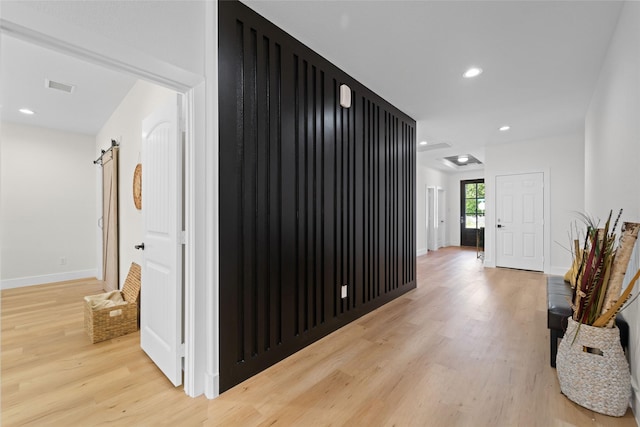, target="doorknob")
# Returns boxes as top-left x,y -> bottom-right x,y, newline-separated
135,243 -> 145,250
497,224 -> 504,228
